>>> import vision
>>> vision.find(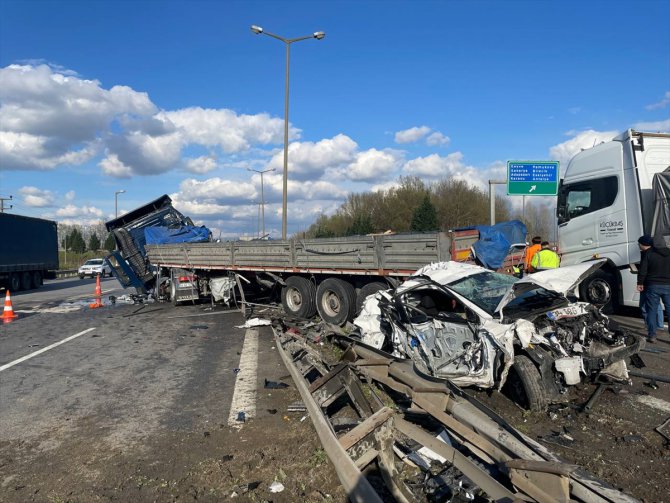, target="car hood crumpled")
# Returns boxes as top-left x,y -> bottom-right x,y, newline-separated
493,260 -> 606,315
